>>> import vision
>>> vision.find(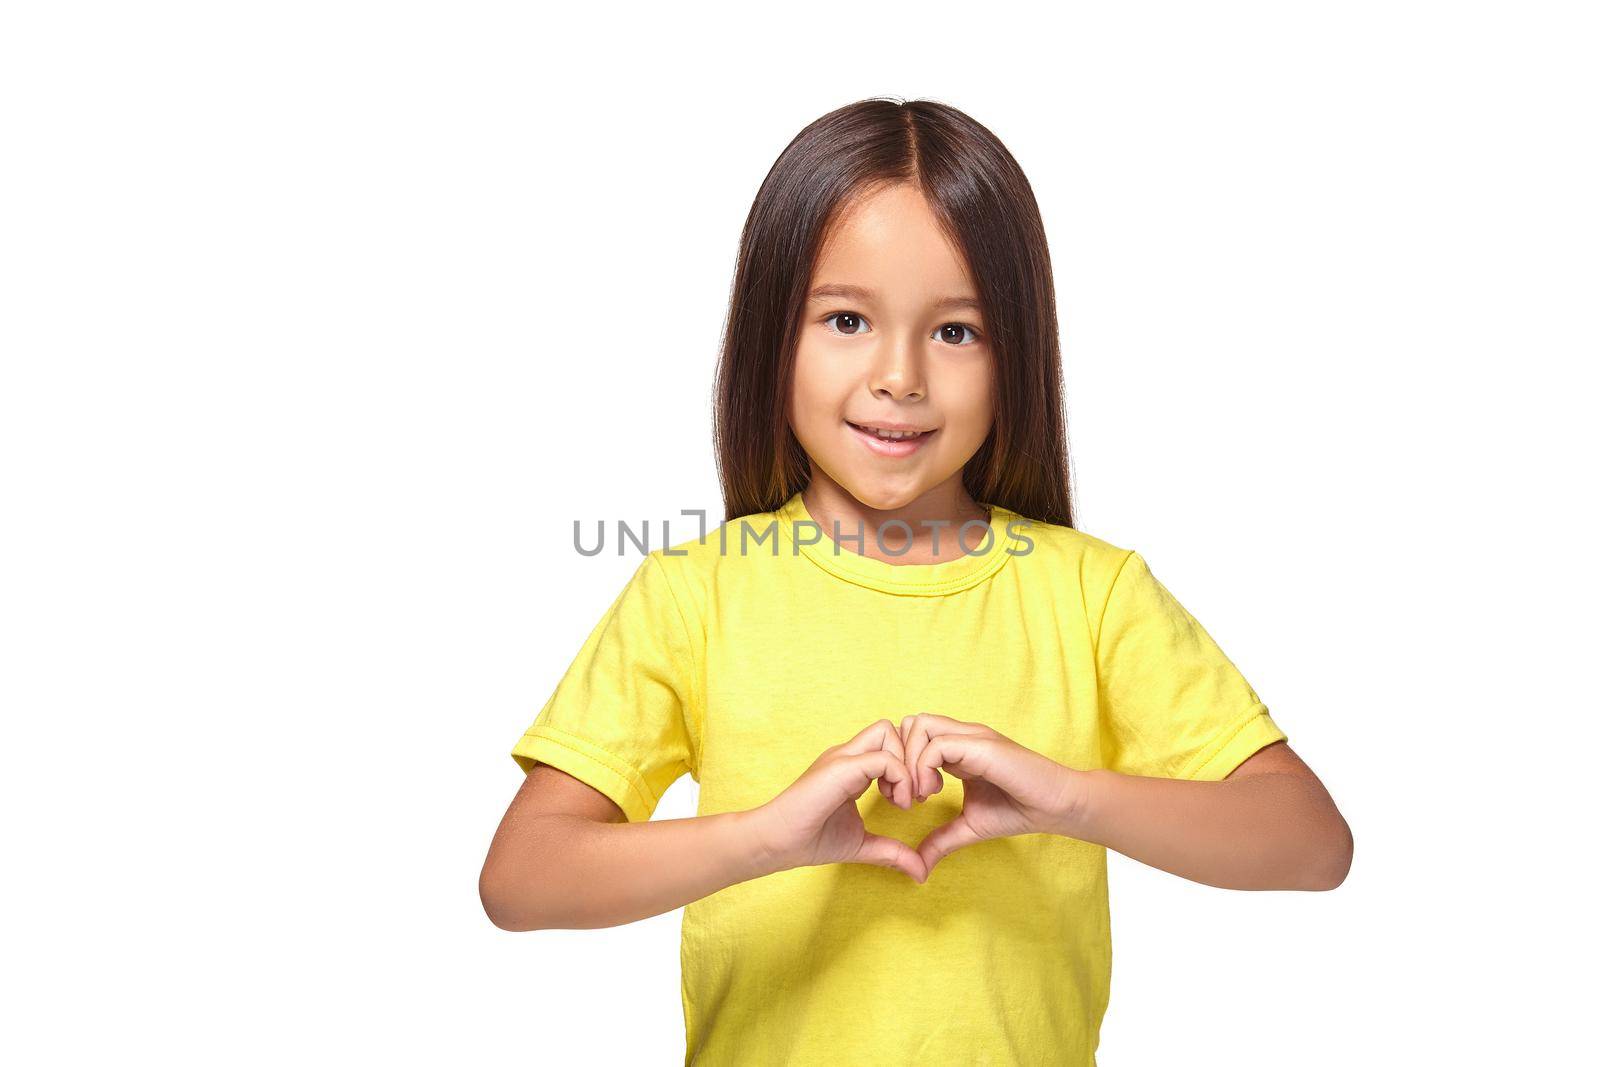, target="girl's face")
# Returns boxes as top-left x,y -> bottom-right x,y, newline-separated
788,182 -> 996,513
